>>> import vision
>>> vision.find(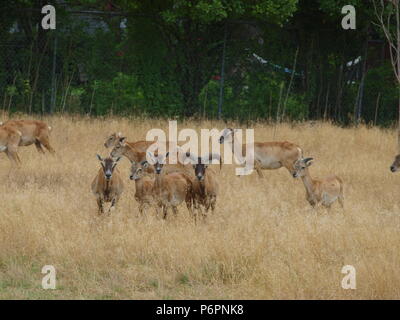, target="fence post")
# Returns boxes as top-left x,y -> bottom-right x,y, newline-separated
218,23 -> 227,120
356,40 -> 369,125
50,34 -> 57,114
